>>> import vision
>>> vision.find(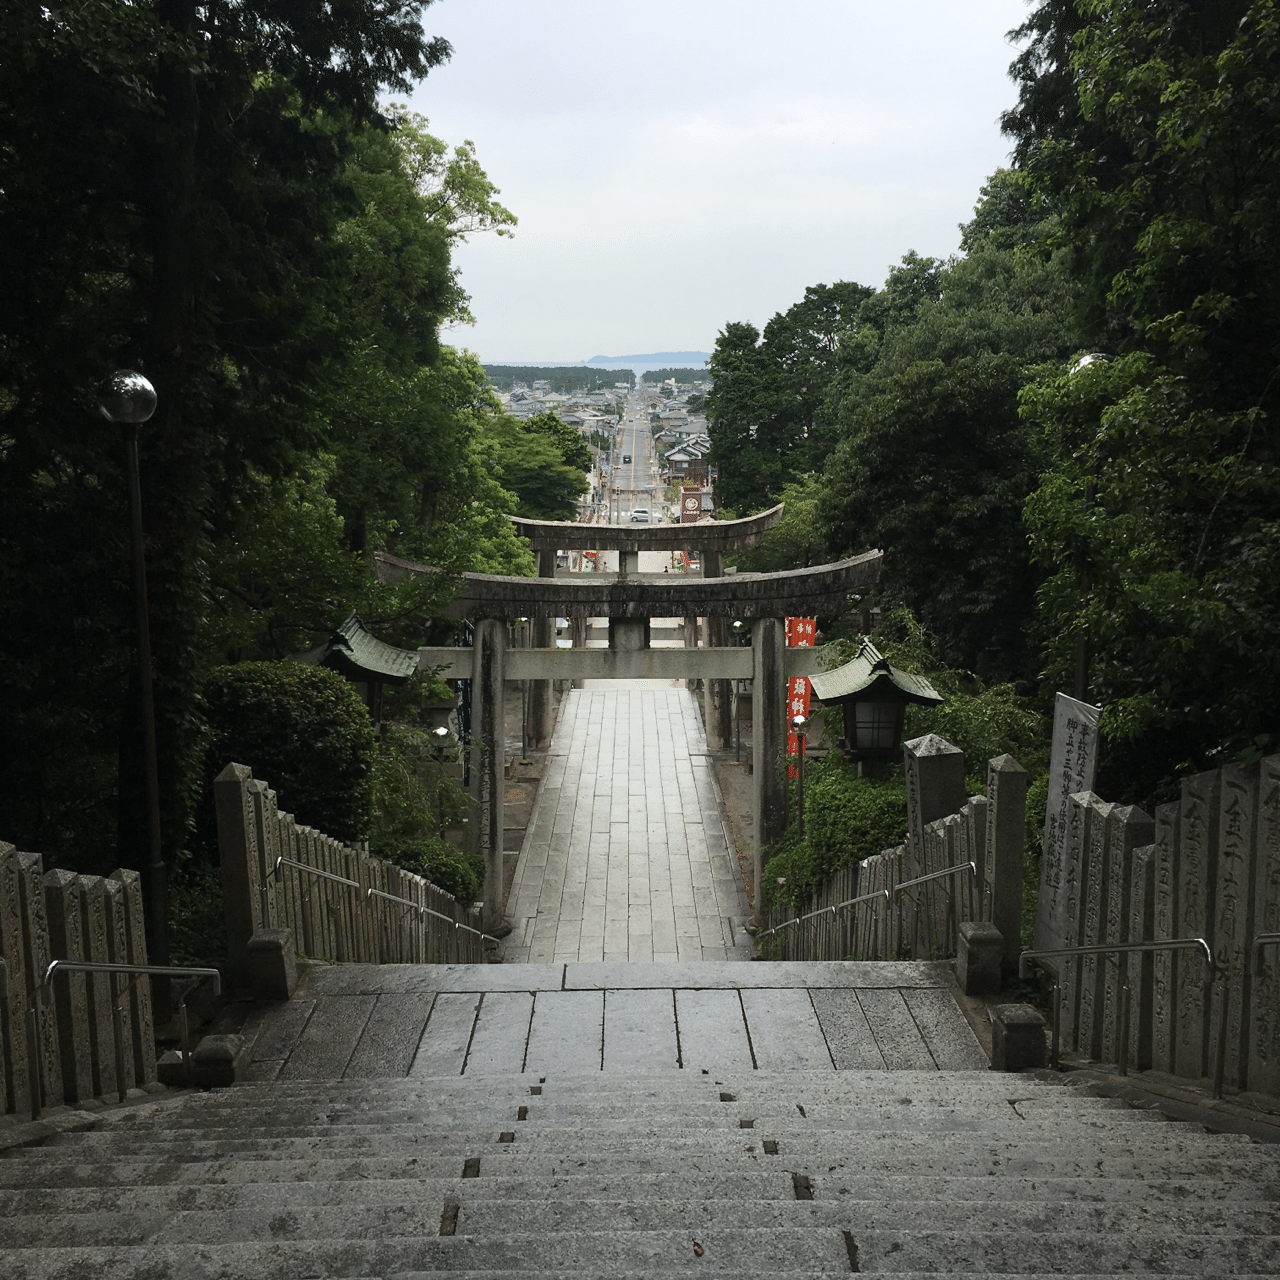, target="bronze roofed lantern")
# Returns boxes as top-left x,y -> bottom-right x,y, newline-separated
808,638 -> 943,768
